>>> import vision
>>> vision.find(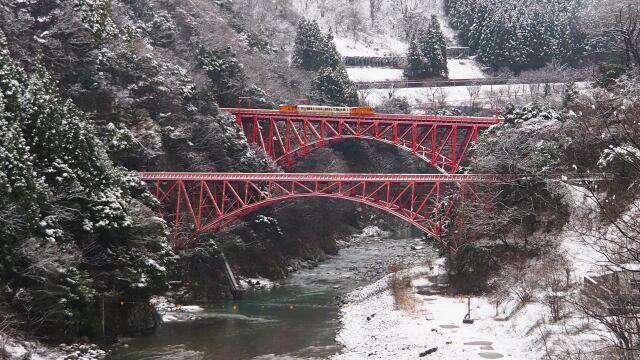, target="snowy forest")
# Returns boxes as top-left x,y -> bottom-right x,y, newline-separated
0,0 -> 639,359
